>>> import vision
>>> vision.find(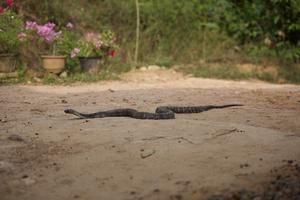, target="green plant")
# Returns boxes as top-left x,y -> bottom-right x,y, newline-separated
71,30 -> 117,58
55,23 -> 79,71
221,0 -> 300,61
25,21 -> 76,56
0,10 -> 23,54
